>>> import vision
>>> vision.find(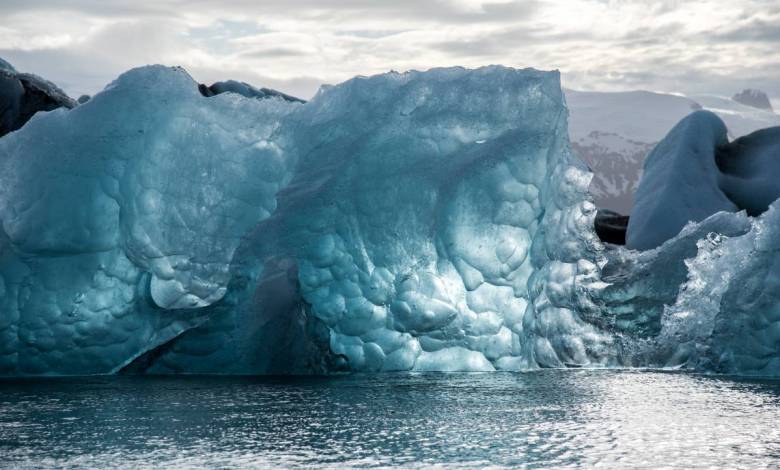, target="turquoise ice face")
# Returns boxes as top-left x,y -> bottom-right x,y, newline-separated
0,64 -> 611,375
